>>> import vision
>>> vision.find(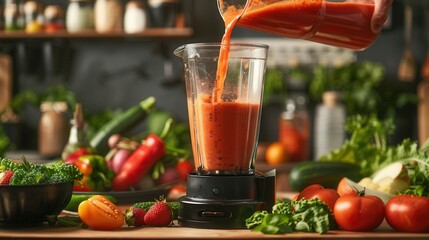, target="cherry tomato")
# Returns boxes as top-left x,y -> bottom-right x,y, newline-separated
78,195 -> 124,230
297,184 -> 340,211
334,194 -> 385,231
336,177 -> 357,197
385,195 -> 429,233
